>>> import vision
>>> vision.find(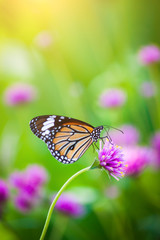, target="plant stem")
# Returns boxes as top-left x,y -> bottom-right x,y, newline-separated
40,166 -> 91,240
